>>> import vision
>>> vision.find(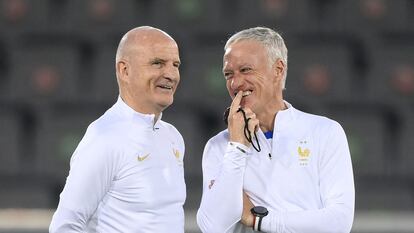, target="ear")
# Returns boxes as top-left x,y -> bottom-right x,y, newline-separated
116,60 -> 129,83
273,59 -> 285,82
